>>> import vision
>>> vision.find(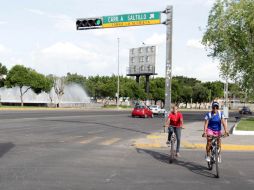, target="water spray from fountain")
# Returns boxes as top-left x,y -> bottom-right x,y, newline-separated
0,83 -> 91,106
